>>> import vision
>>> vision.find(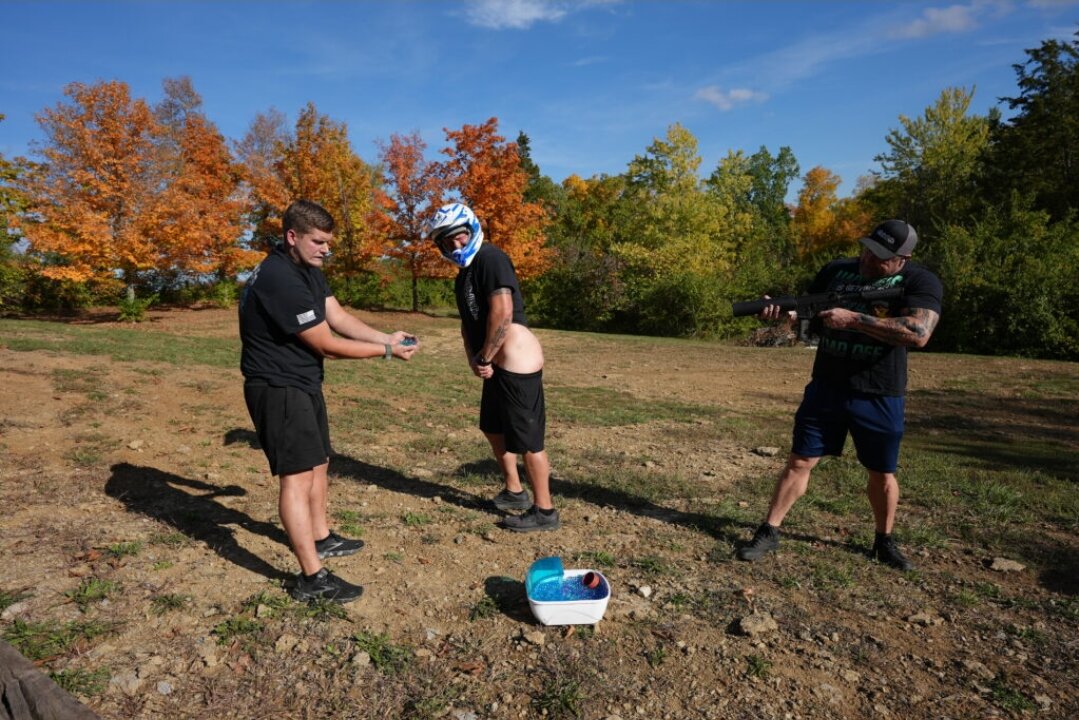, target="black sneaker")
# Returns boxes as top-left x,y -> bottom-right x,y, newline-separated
502,505 -> 560,533
315,530 -> 364,559
872,534 -> 914,571
290,568 -> 364,604
736,523 -> 780,561
492,488 -> 532,512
